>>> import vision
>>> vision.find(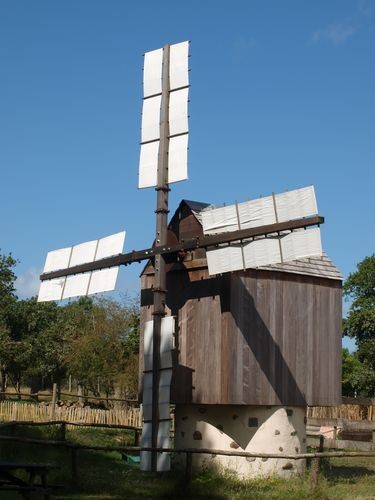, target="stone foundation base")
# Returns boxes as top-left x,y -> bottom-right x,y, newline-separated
174,405 -> 306,478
